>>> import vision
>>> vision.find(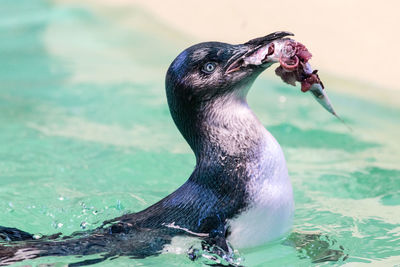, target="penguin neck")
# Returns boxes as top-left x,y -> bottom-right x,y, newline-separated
173,85 -> 268,168
196,93 -> 266,162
